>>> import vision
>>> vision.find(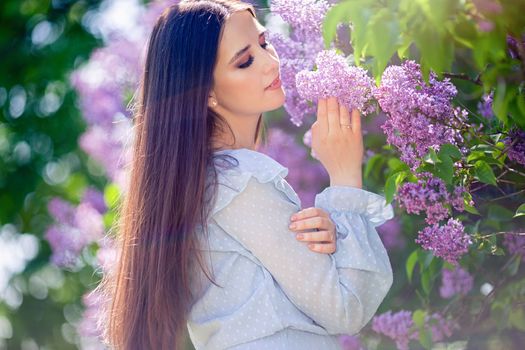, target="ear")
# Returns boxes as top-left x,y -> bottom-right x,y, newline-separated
208,92 -> 218,109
